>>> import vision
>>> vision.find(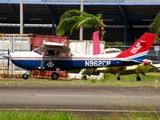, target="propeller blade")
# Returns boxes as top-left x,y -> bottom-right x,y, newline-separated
149,64 -> 160,72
